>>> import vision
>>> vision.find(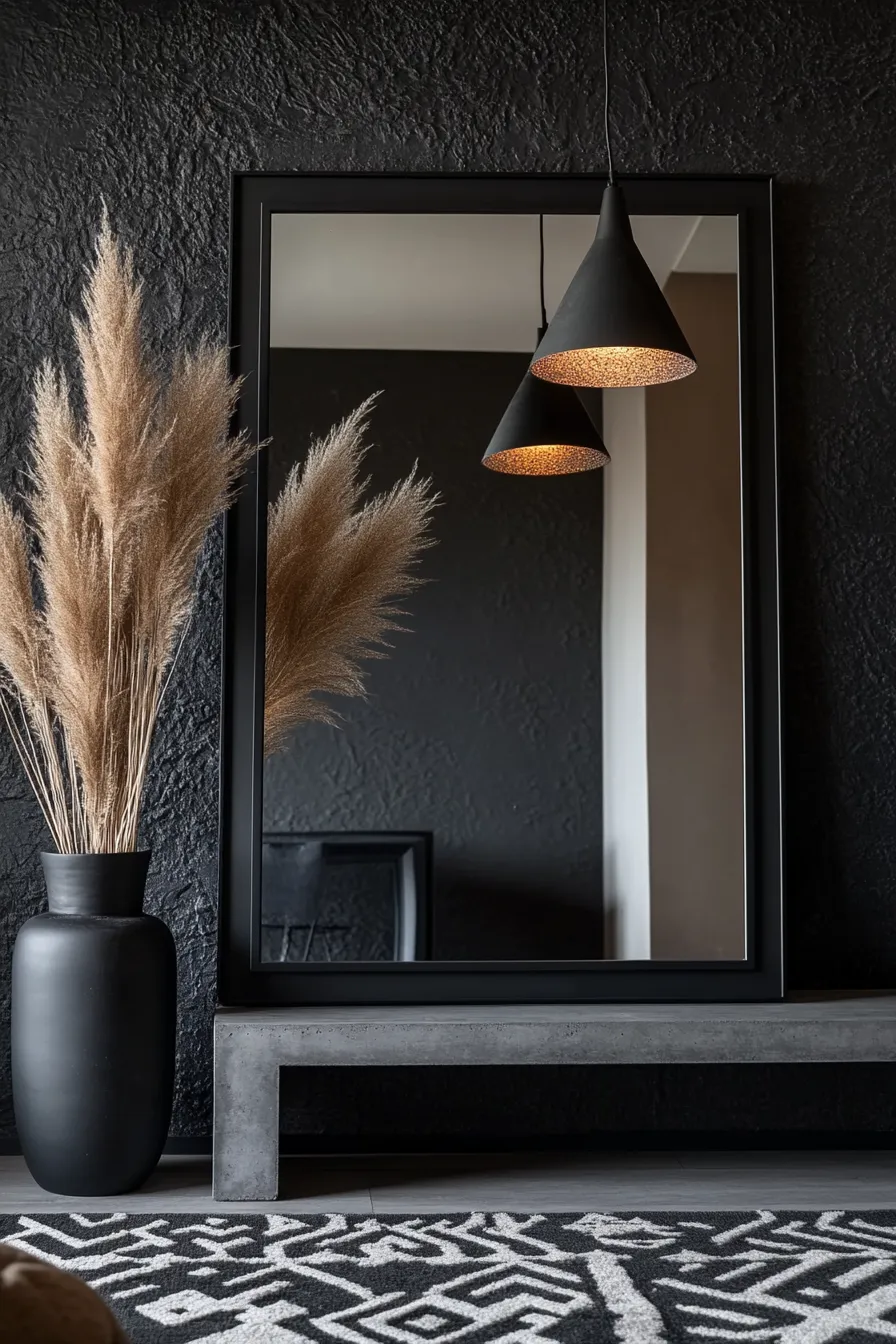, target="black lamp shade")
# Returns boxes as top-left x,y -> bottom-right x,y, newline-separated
482,367 -> 610,476
530,184 -> 697,388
